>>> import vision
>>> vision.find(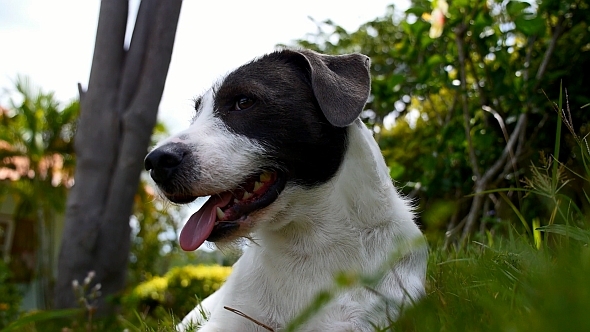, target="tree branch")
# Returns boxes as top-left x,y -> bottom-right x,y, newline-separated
77,82 -> 86,104
56,0 -> 130,311
85,0 -> 128,95
98,0 -> 183,271
460,113 -> 527,243
481,113 -> 527,185
533,15 -> 566,90
57,0 -> 183,315
457,8 -> 569,243
117,0 -> 157,113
